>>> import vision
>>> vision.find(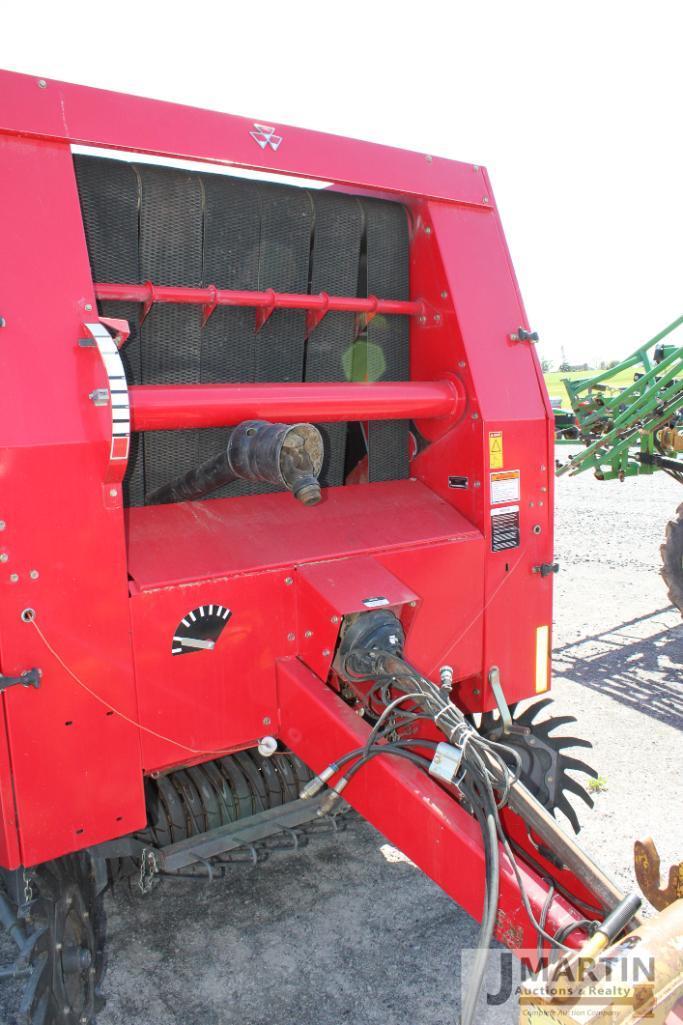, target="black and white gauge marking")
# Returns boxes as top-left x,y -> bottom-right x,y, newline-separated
172,604 -> 232,656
